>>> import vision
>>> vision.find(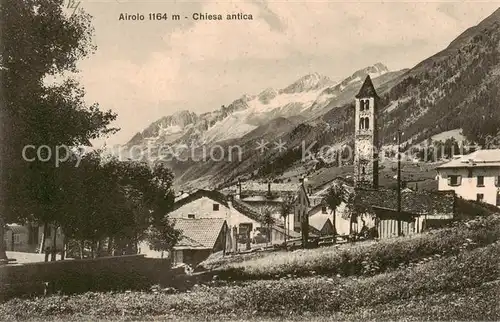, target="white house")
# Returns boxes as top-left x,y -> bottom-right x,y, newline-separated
436,149 -> 500,207
139,189 -> 302,258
